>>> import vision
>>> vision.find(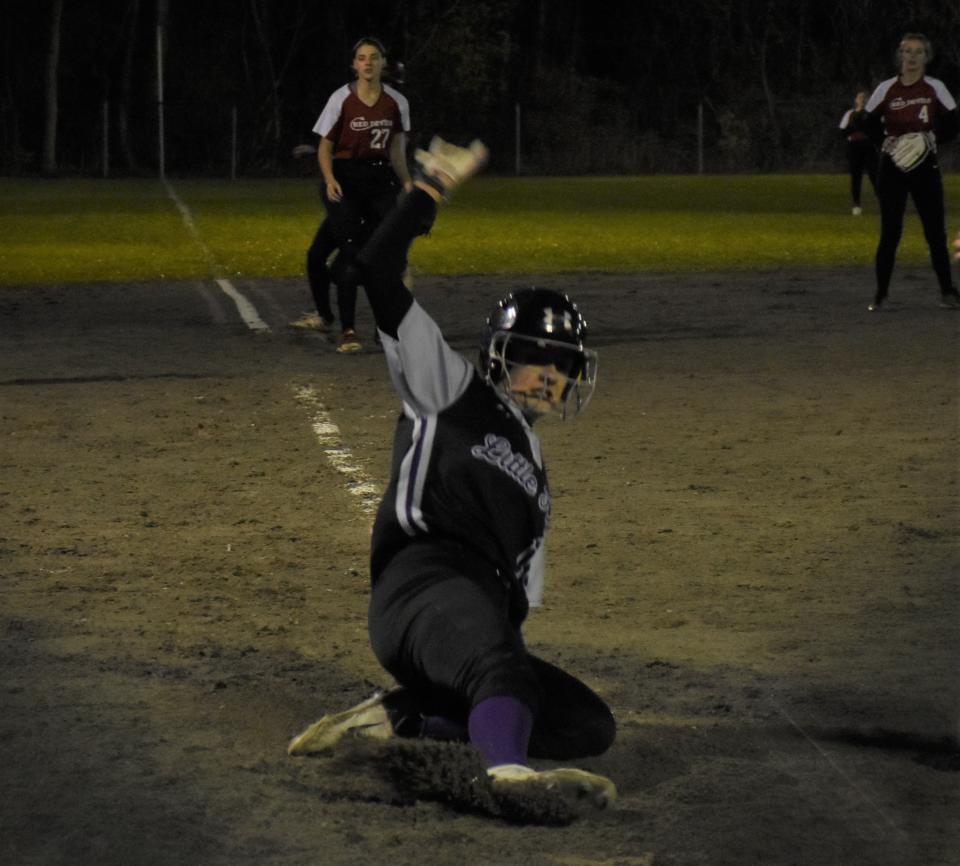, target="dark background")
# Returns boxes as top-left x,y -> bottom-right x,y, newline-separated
3,0 -> 960,176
